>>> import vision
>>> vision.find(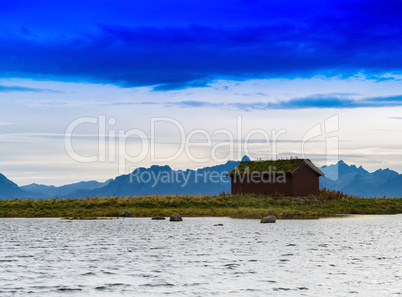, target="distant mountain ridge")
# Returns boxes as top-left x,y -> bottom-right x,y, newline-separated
1,158 -> 402,199
65,161 -> 238,198
20,180 -> 112,198
320,160 -> 402,197
0,173 -> 31,199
